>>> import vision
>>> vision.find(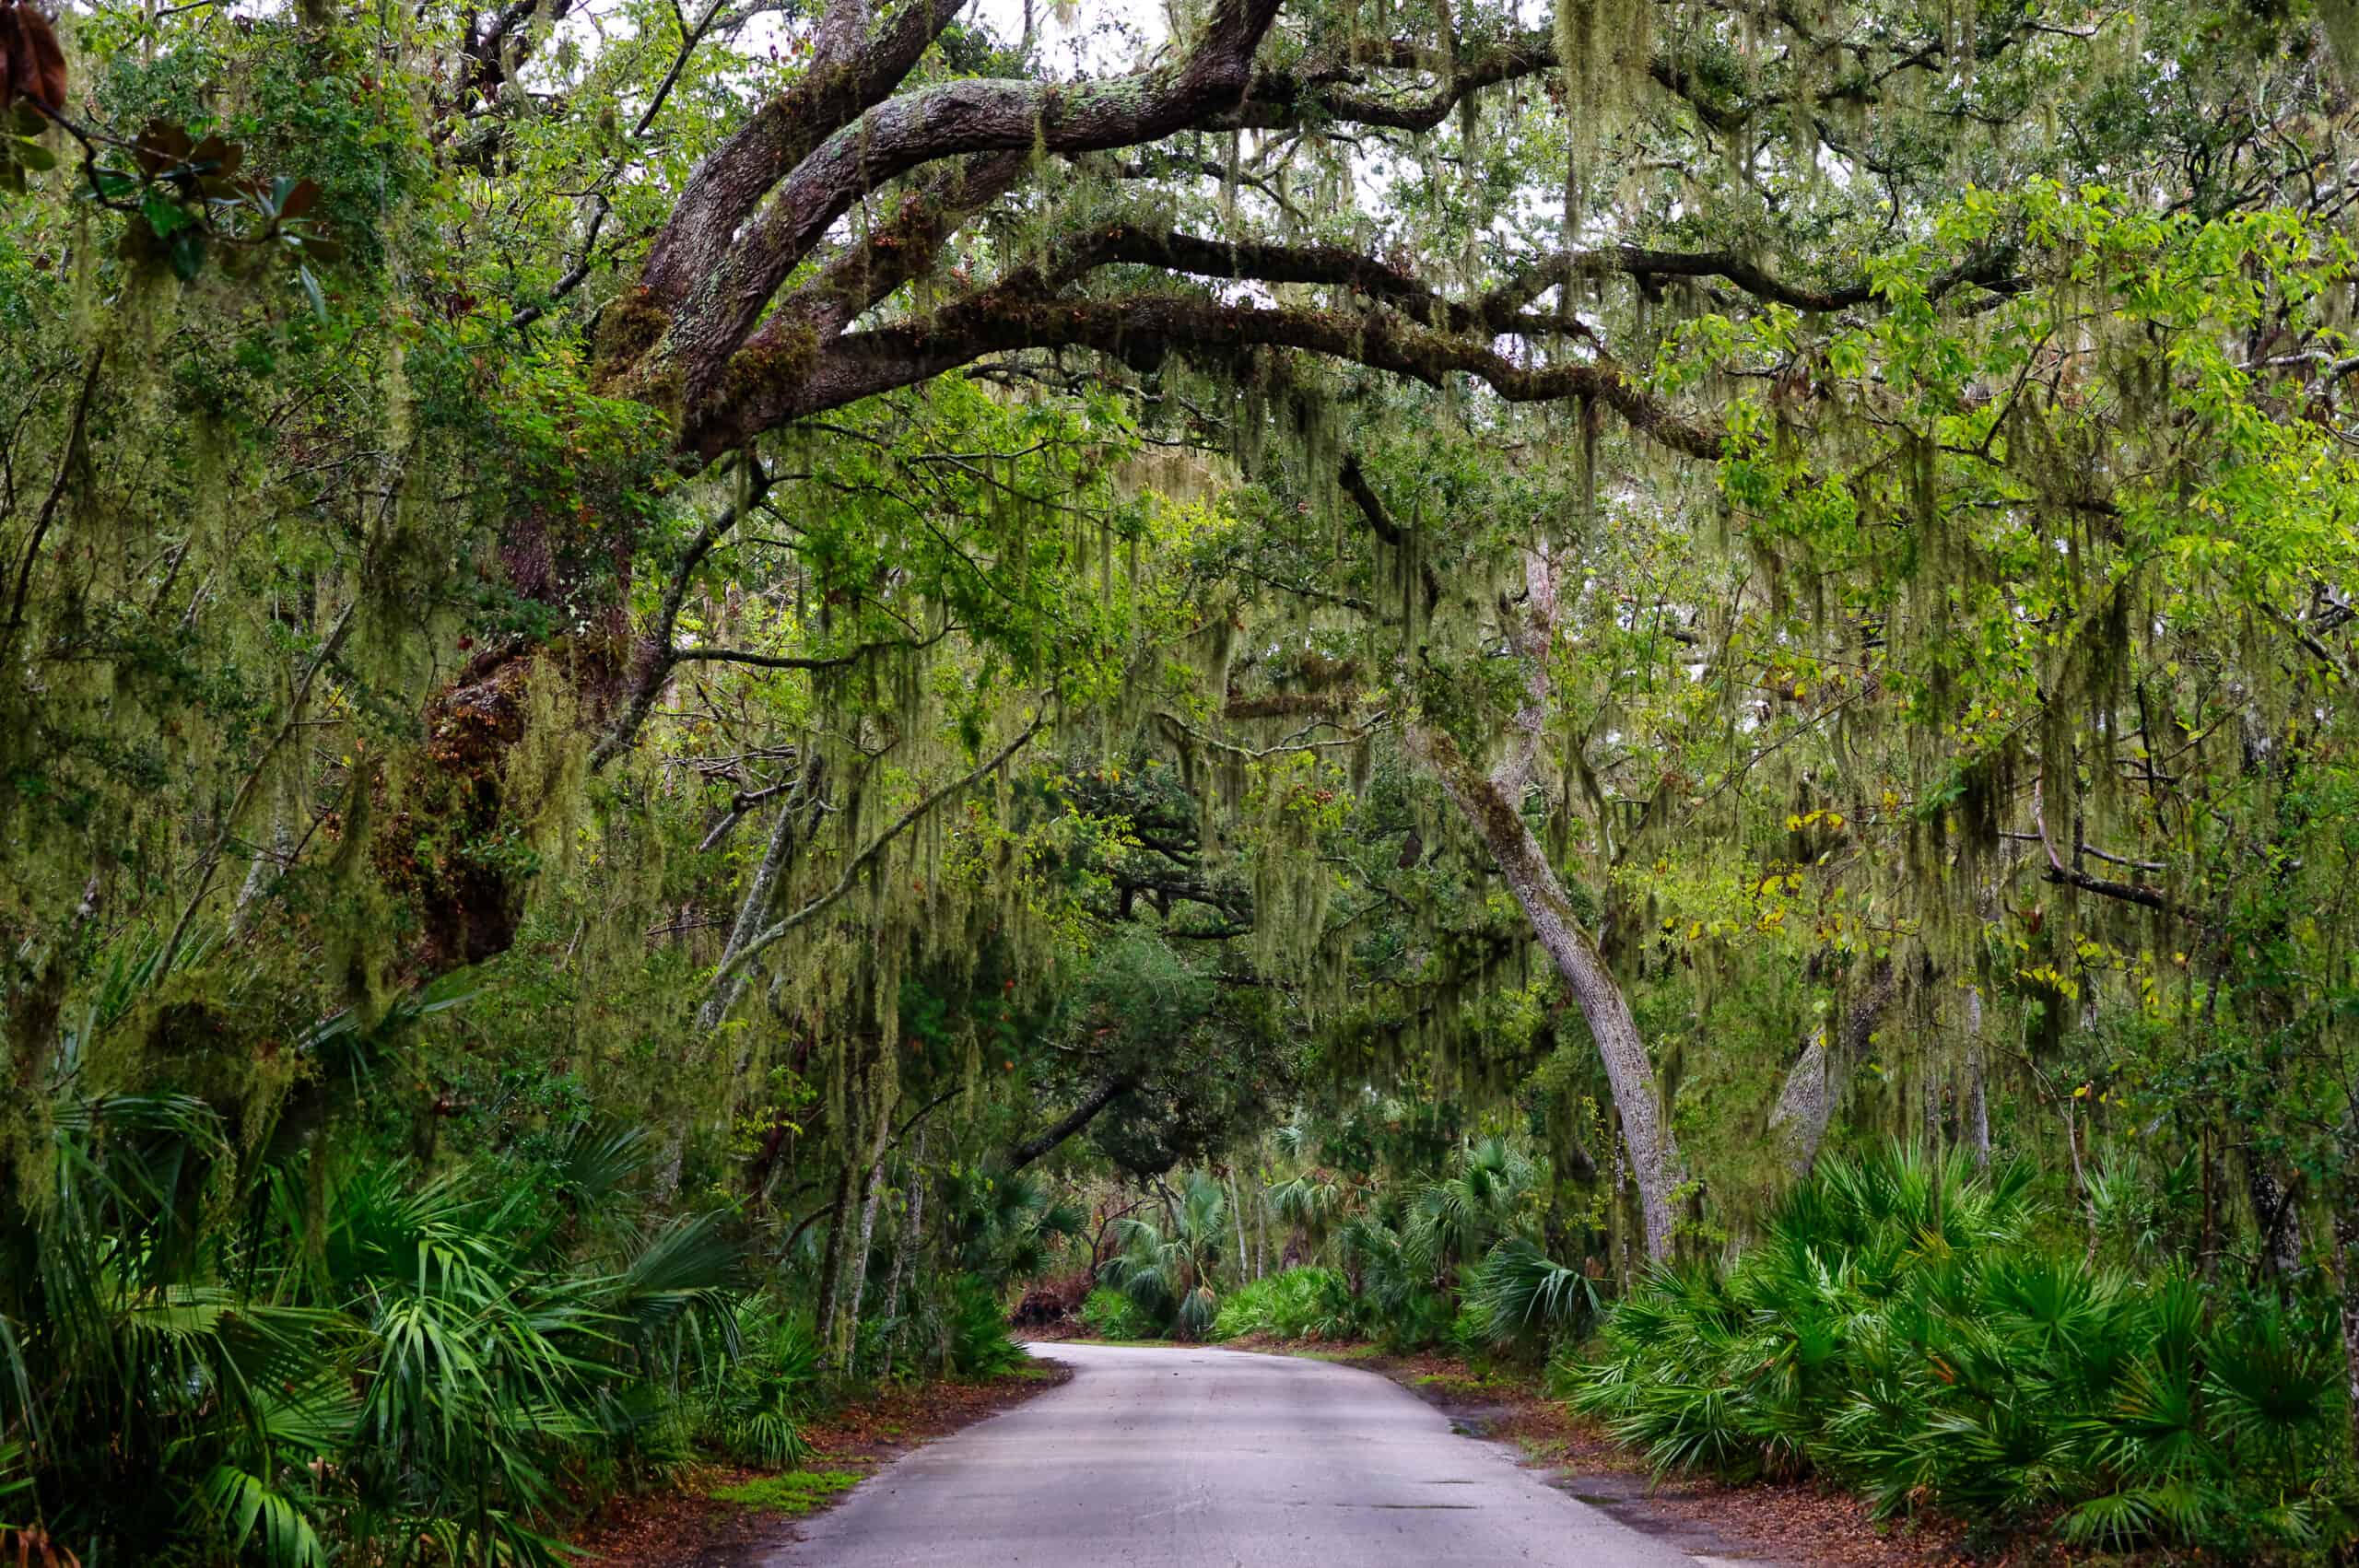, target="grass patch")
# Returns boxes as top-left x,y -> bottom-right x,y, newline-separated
707,1469 -> 863,1515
